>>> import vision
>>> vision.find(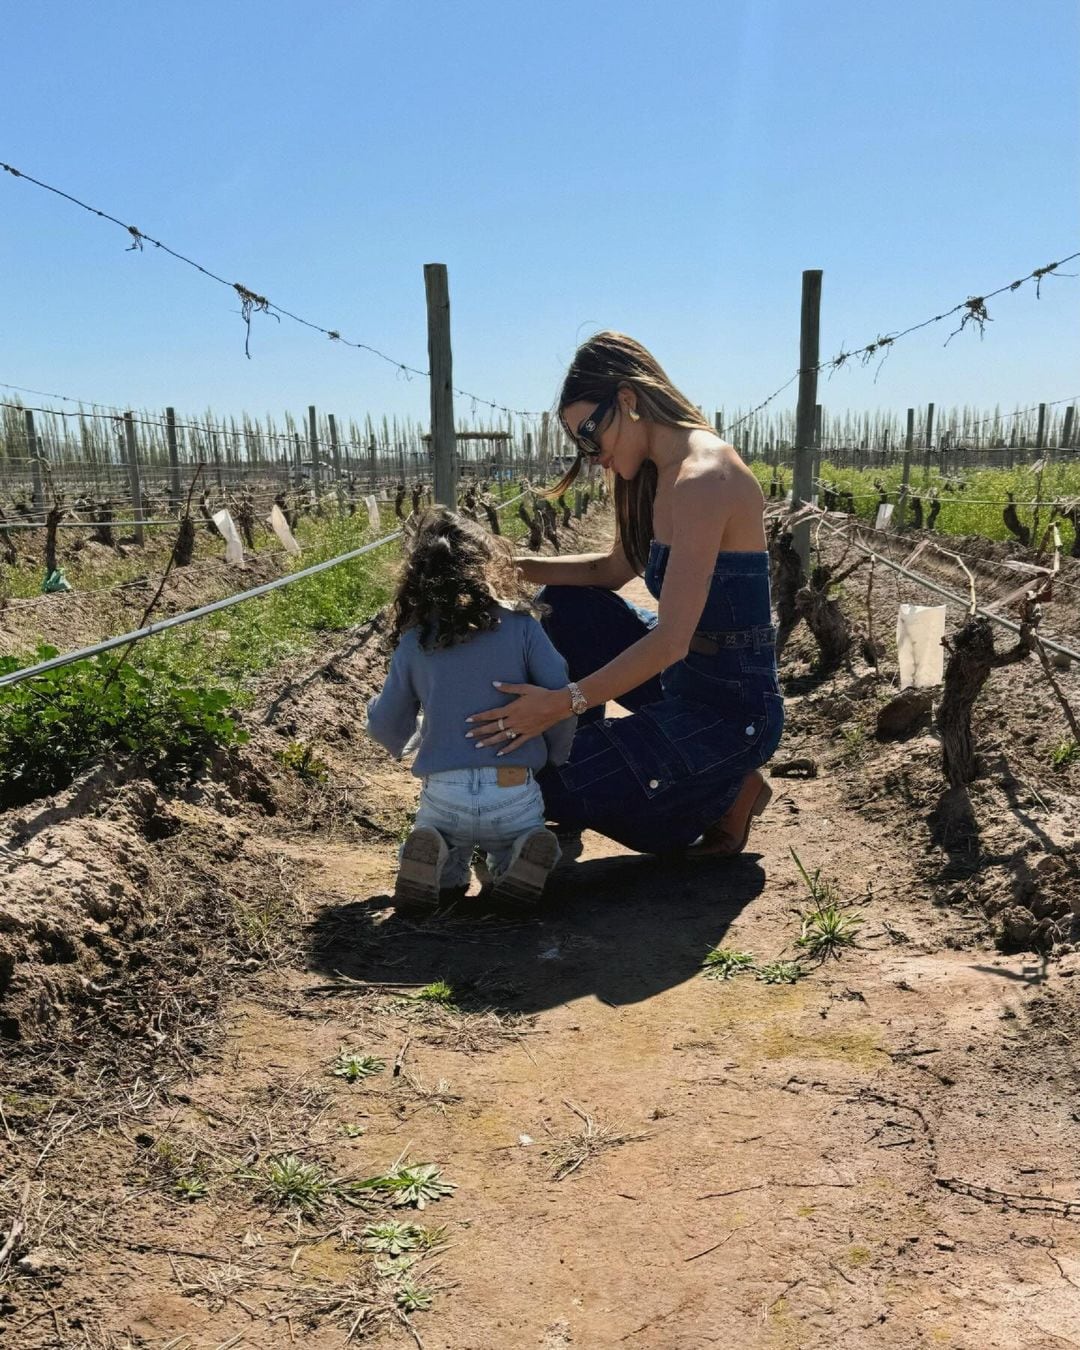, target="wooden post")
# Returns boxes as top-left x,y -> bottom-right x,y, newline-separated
540,411 -> 550,483
369,438 -> 378,494
897,408 -> 915,530
328,413 -> 341,483
24,410 -> 45,512
811,403 -> 823,502
293,433 -> 303,488
122,413 -> 145,545
922,402 -> 935,484
1061,405 -> 1075,450
424,263 -> 457,506
307,405 -> 321,499
1036,402 -> 1047,450
210,431 -> 224,494
792,269 -> 823,569
165,407 -> 182,513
